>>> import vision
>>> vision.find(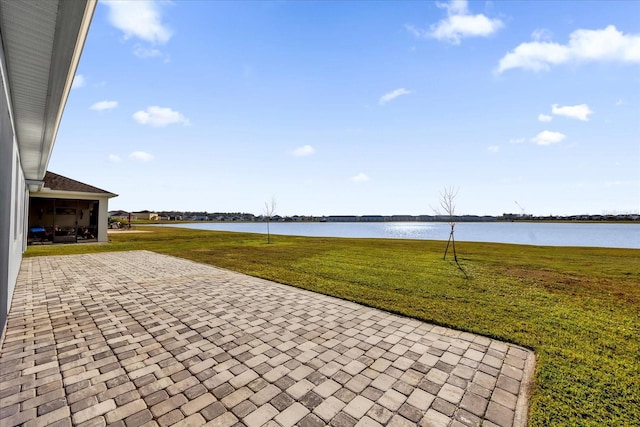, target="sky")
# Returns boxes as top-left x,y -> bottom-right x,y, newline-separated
50,0 -> 640,216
